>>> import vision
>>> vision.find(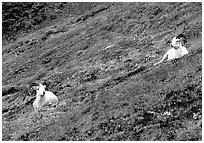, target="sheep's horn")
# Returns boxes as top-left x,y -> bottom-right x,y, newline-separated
29,82 -> 39,89
176,34 -> 187,43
